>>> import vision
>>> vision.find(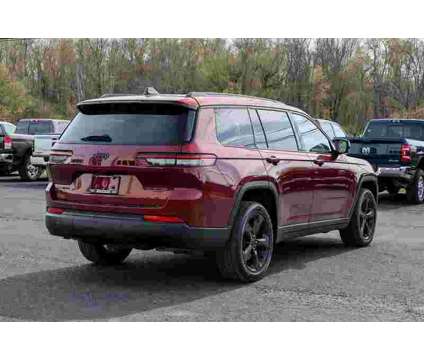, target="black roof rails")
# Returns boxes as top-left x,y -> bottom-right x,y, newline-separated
186,91 -> 284,105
